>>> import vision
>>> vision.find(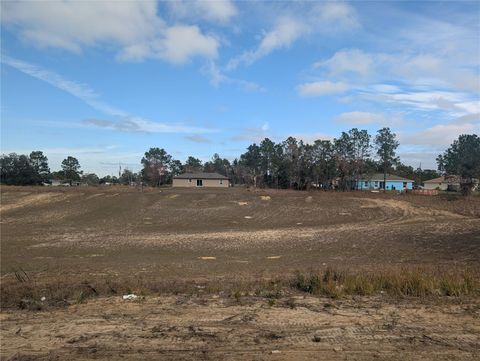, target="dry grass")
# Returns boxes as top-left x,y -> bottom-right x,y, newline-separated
292,267 -> 479,298
2,266 -> 478,311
